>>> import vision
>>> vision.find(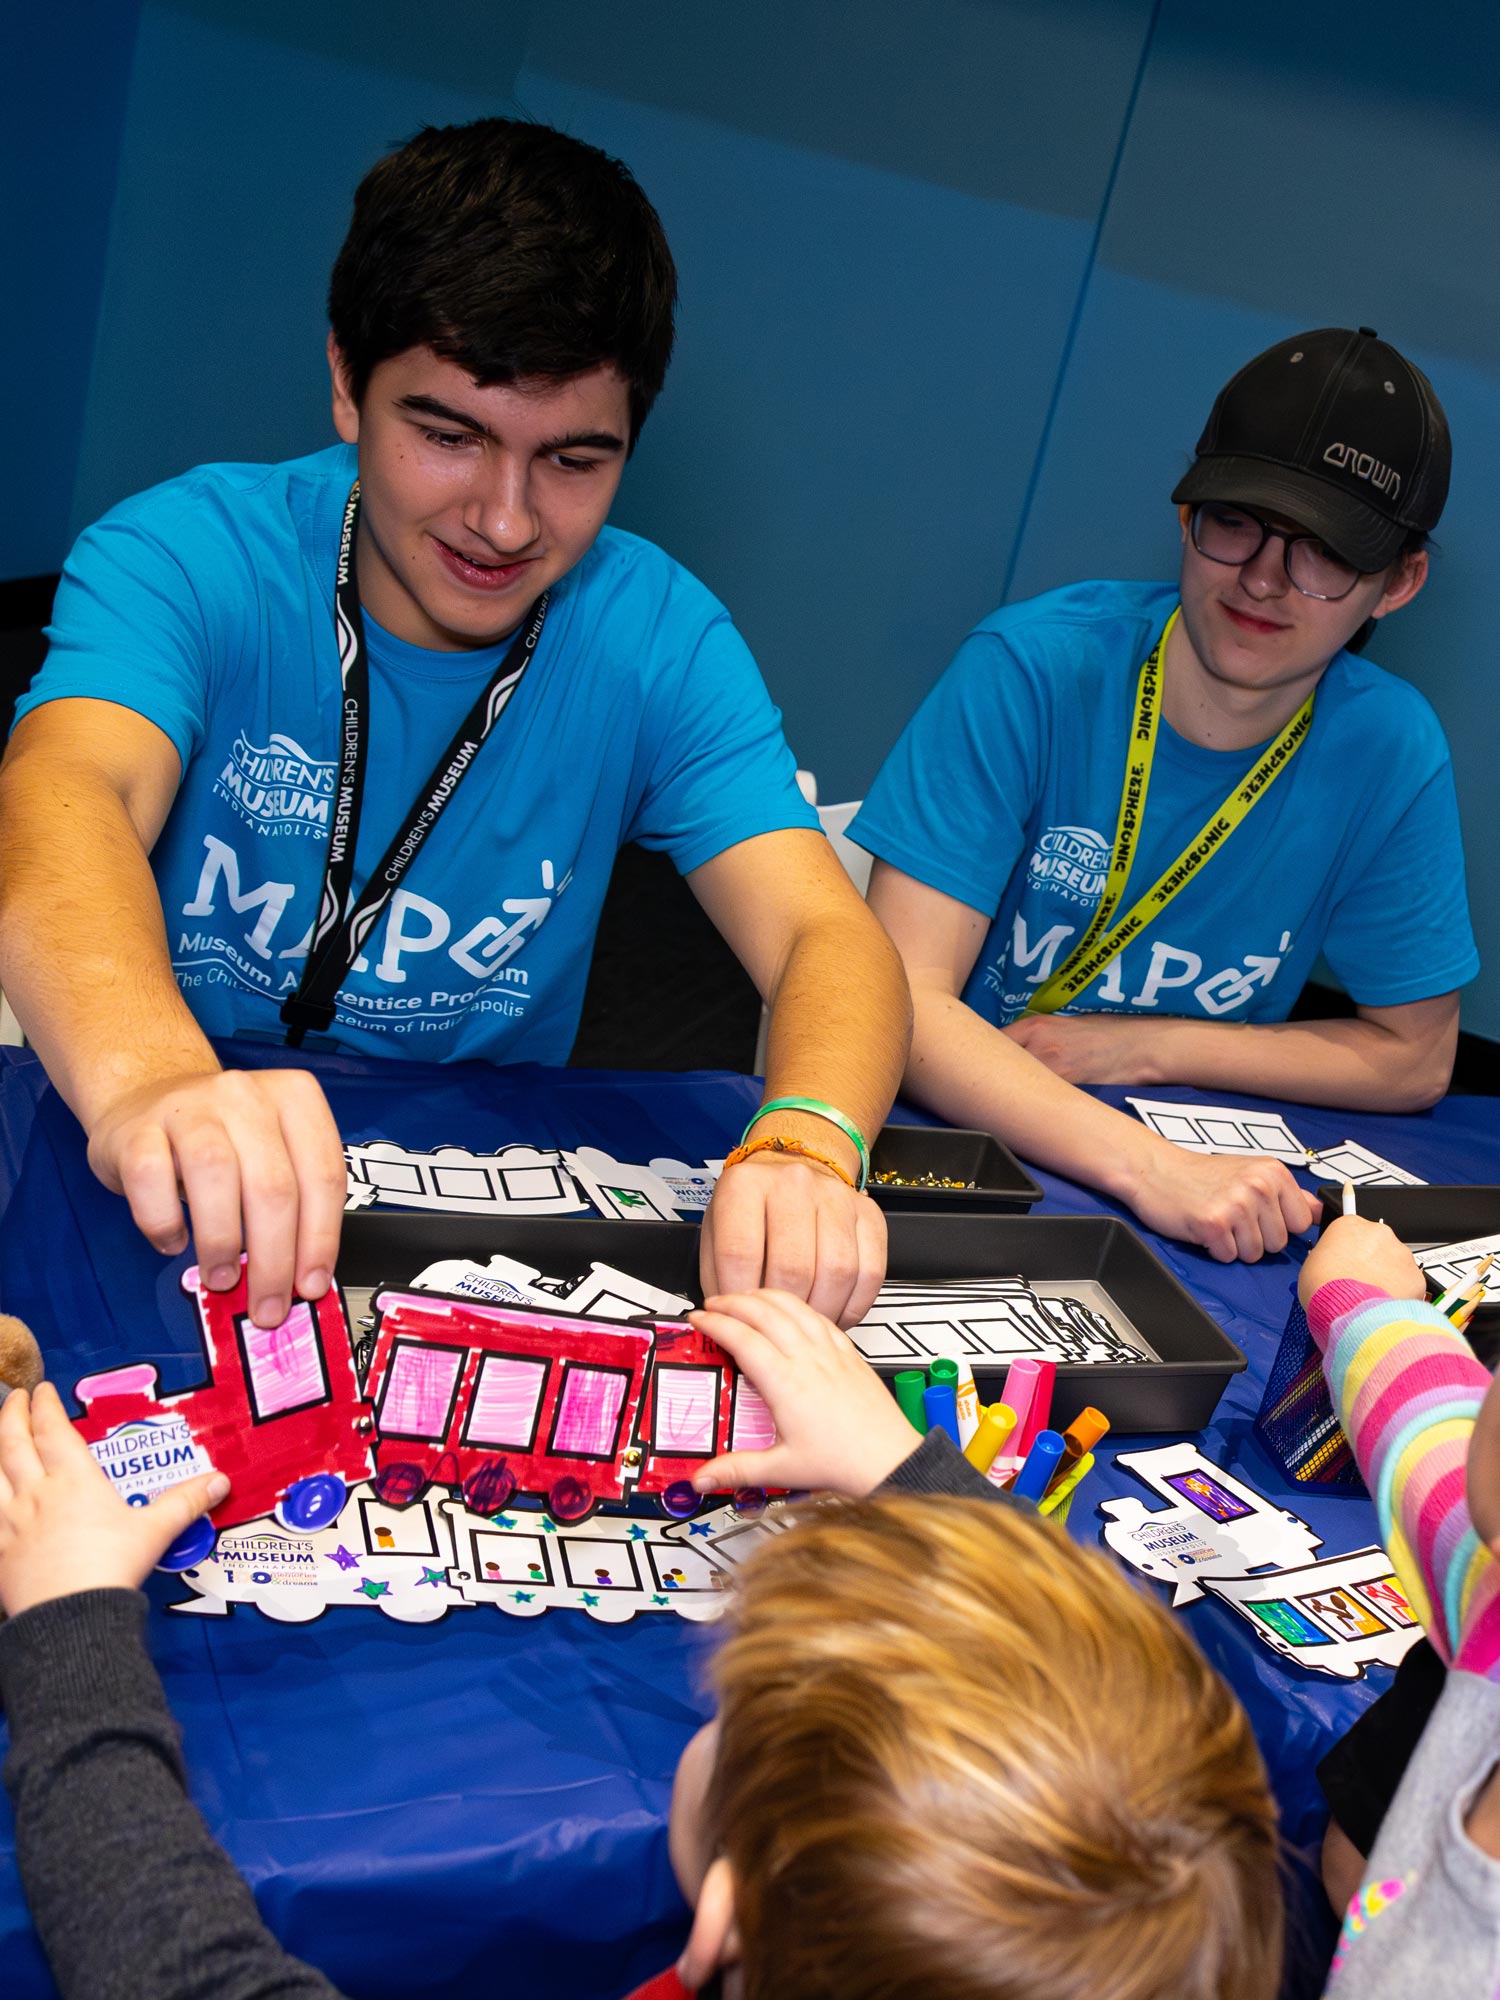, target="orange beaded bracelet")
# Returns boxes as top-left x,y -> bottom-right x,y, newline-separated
721,1134 -> 859,1191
